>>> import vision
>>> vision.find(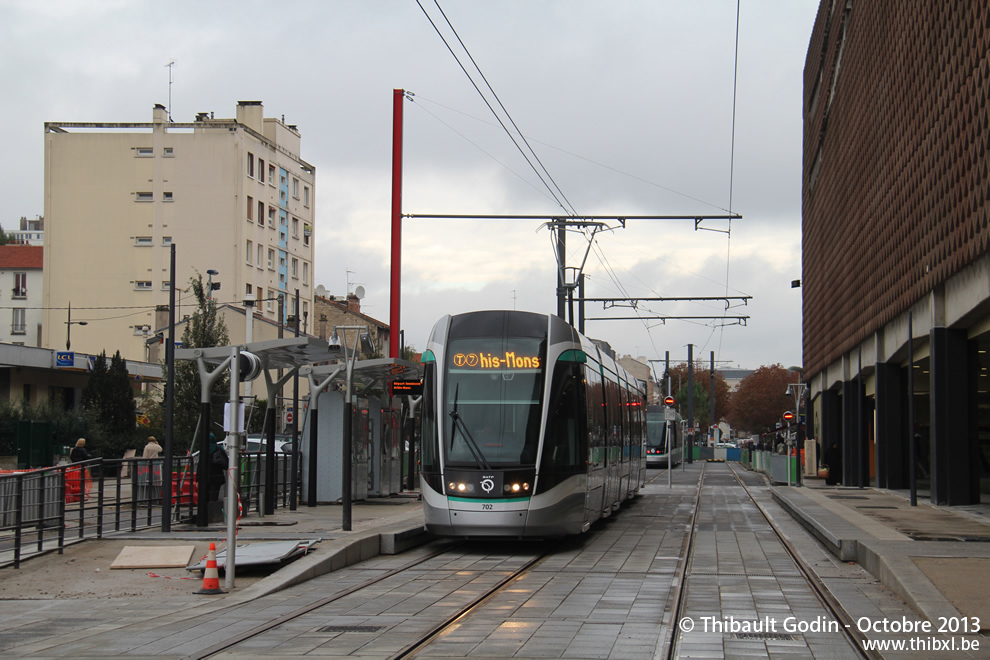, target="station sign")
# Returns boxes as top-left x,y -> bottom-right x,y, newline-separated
390,379 -> 423,396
